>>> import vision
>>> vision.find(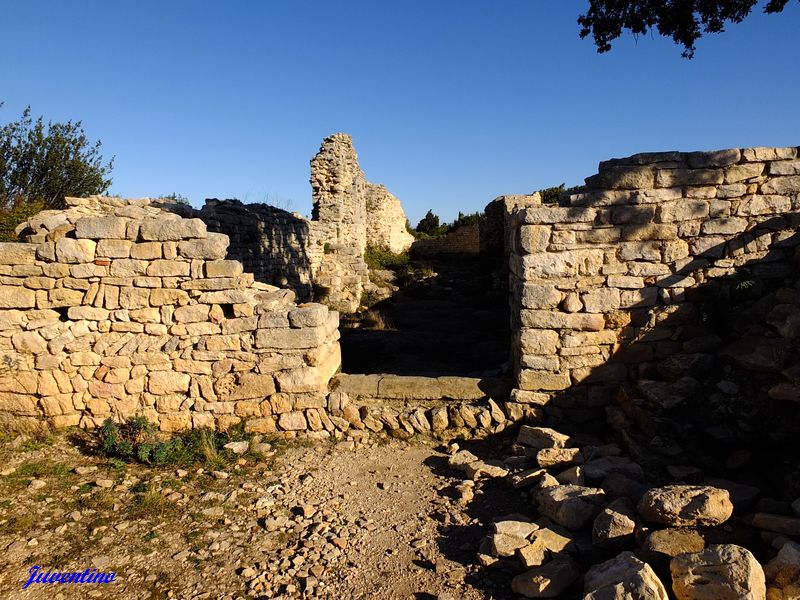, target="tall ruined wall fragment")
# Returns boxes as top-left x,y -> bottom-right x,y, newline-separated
365,184 -> 414,254
0,196 -> 340,433
508,146 -> 800,421
308,133 -> 412,312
